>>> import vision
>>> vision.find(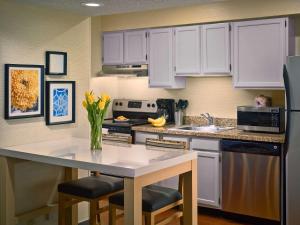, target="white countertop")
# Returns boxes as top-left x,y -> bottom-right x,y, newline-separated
0,137 -> 197,178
